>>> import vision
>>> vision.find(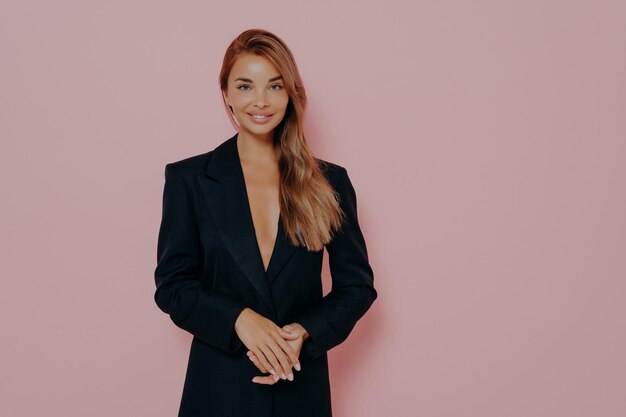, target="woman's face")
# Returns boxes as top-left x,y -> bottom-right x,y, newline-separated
224,53 -> 289,140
